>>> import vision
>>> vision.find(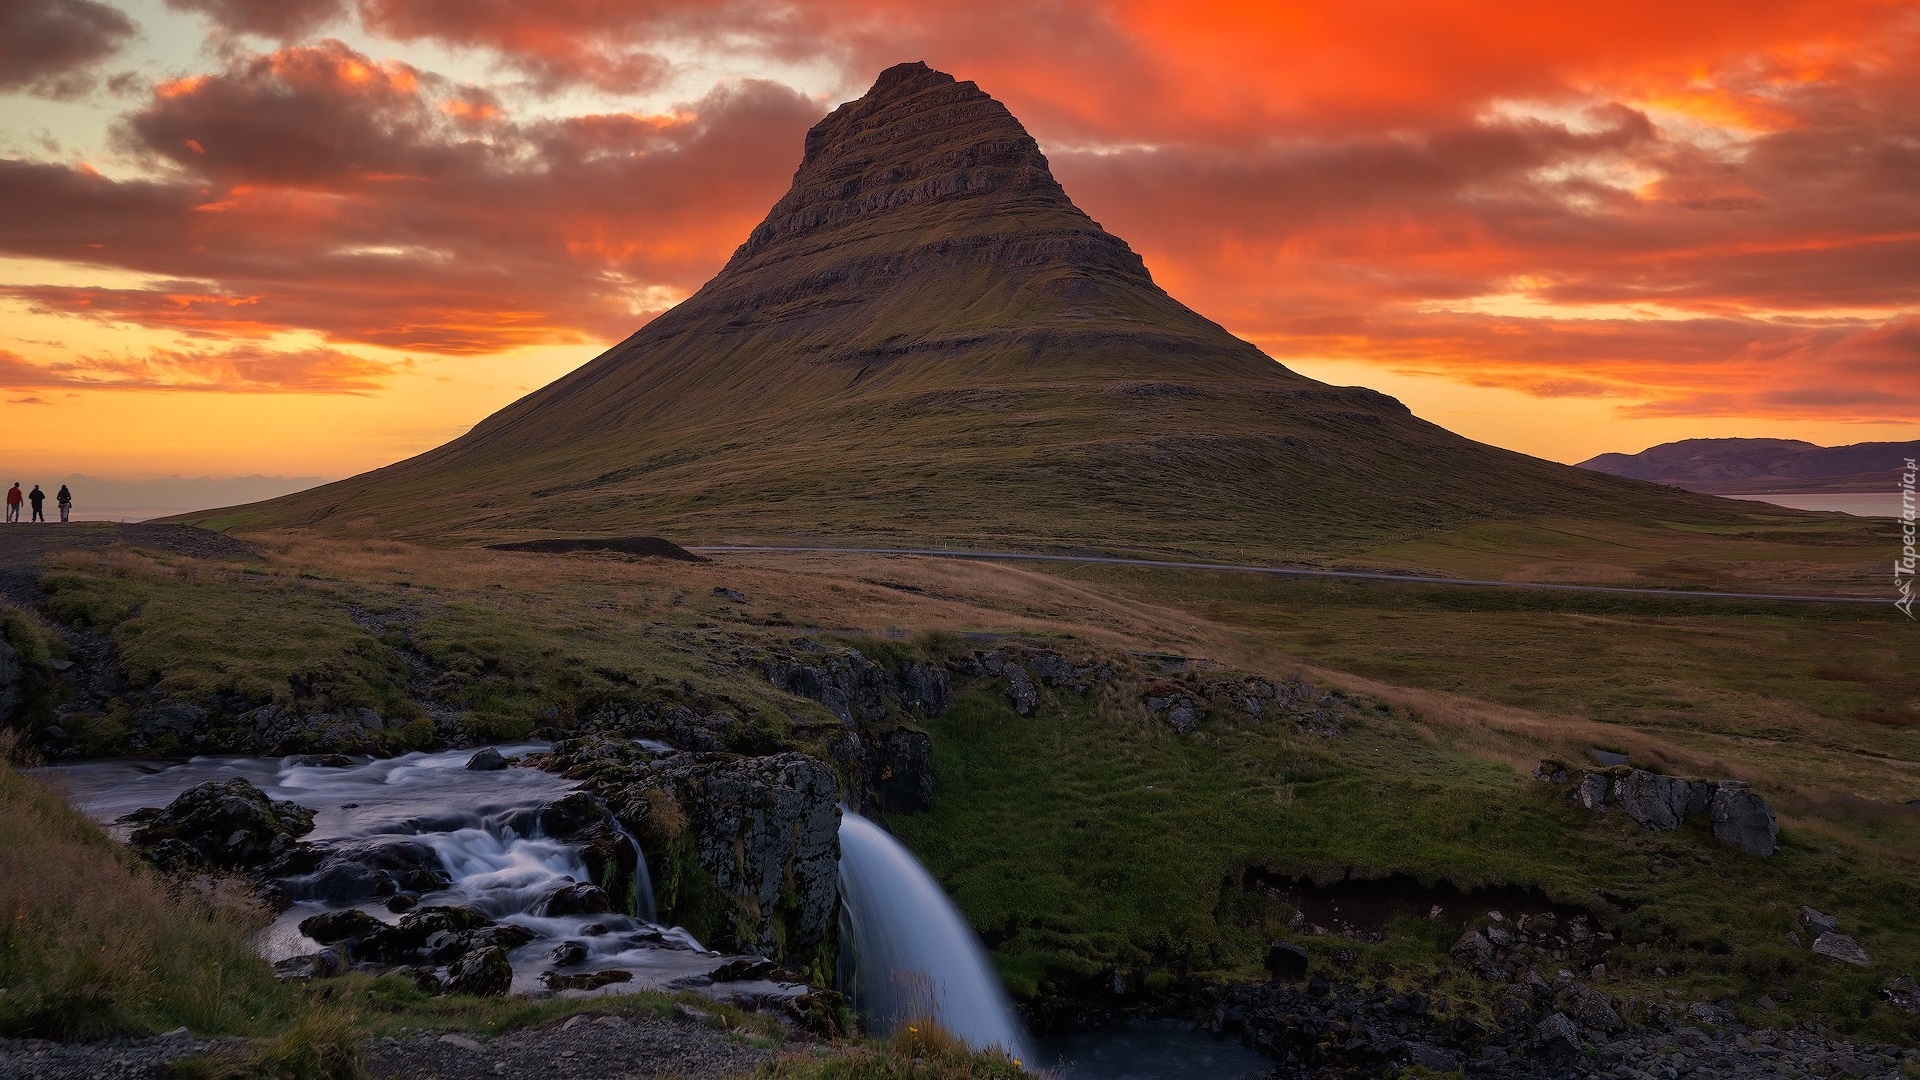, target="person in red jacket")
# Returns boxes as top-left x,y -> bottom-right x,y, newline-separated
4,483 -> 19,523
